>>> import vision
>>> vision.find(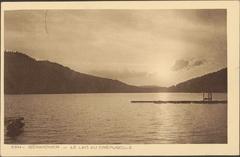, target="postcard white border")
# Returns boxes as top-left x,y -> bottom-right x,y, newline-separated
1,1 -> 239,156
